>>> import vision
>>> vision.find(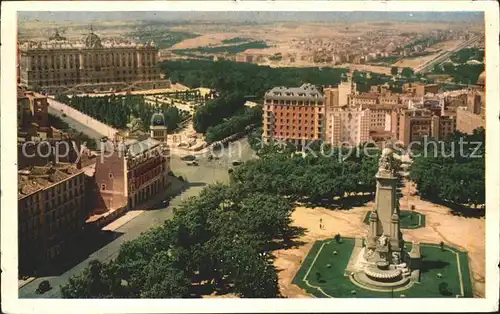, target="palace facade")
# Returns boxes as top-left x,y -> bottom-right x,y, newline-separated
18,31 -> 170,94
